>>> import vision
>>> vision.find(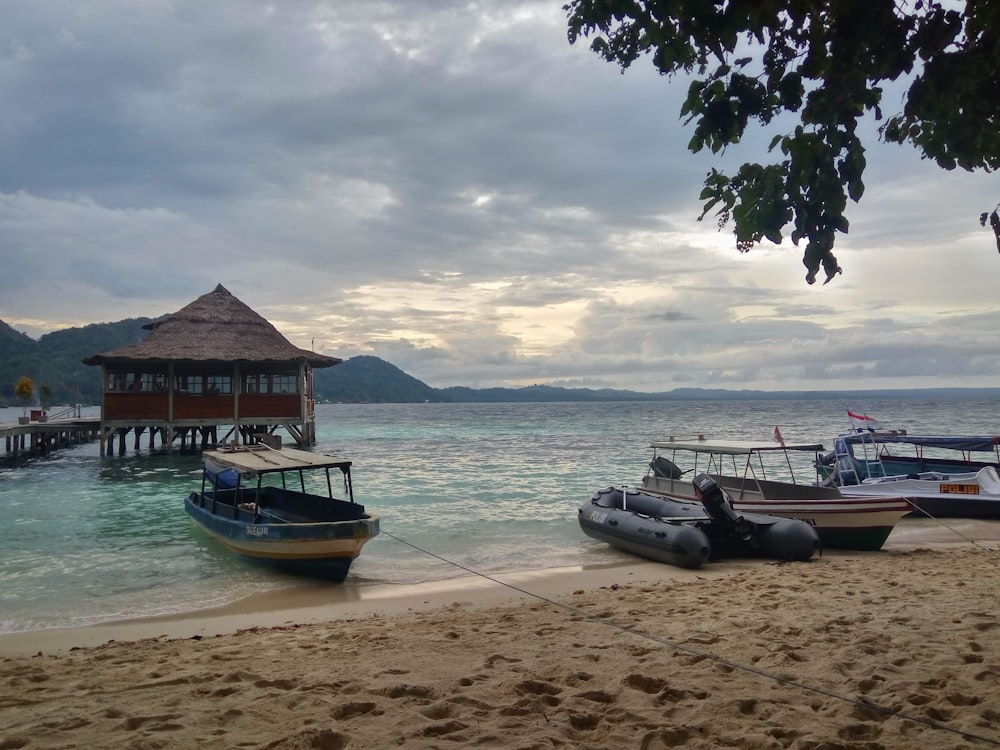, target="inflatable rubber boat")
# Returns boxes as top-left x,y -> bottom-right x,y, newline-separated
578,474 -> 820,569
